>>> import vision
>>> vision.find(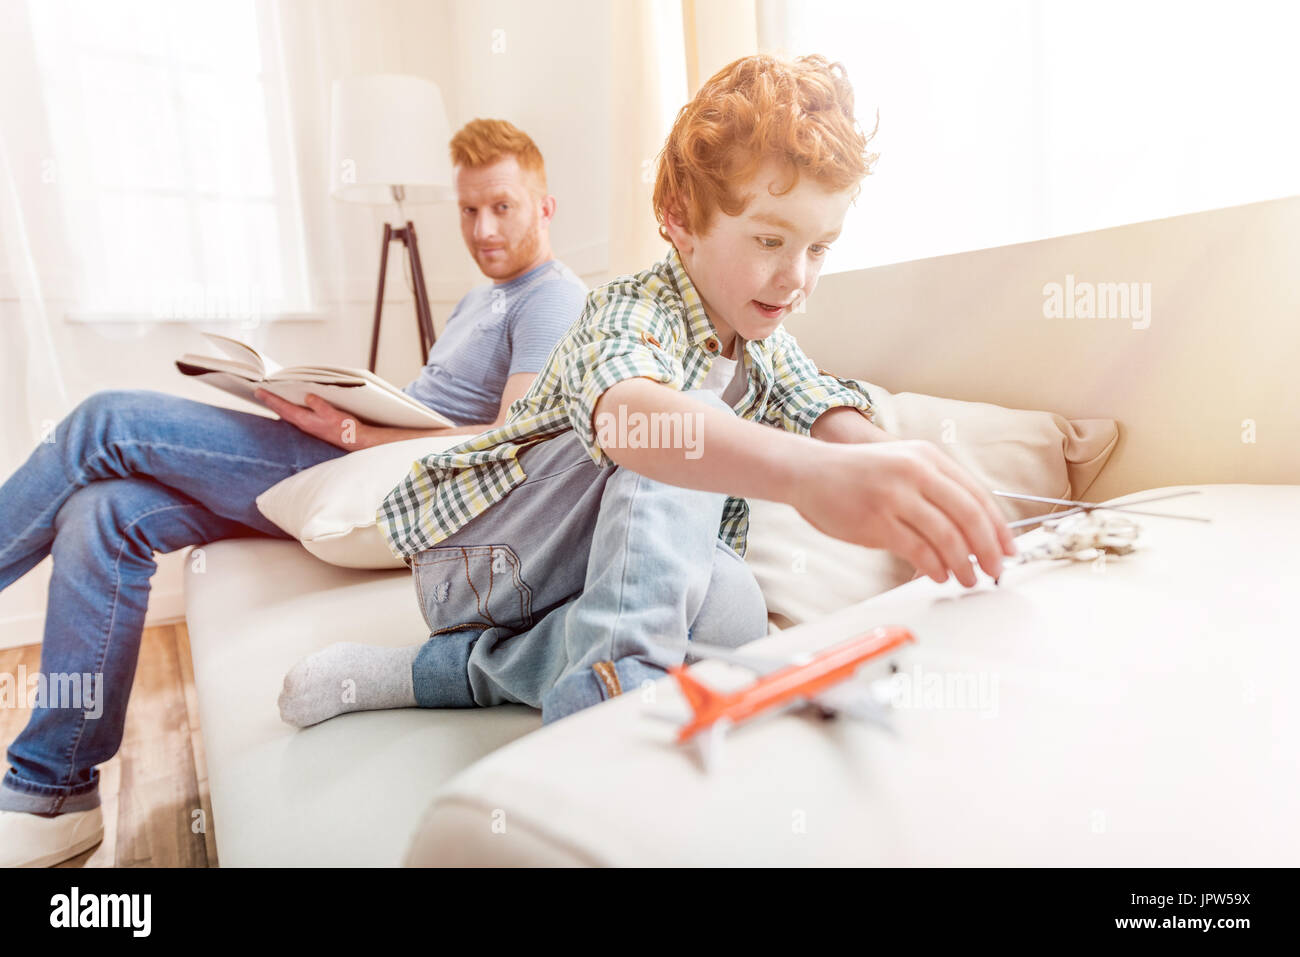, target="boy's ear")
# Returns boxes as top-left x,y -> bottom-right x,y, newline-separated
662,205 -> 694,254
